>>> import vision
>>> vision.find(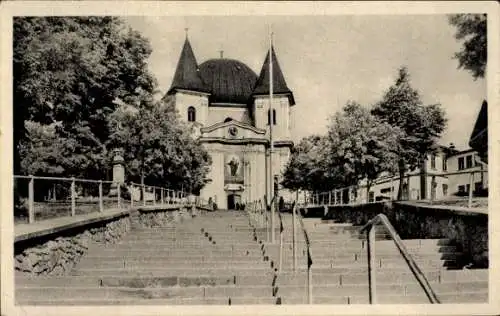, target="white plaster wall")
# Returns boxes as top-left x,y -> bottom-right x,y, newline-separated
200,148 -> 224,208
253,95 -> 291,141
207,107 -> 252,125
175,92 -> 209,126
